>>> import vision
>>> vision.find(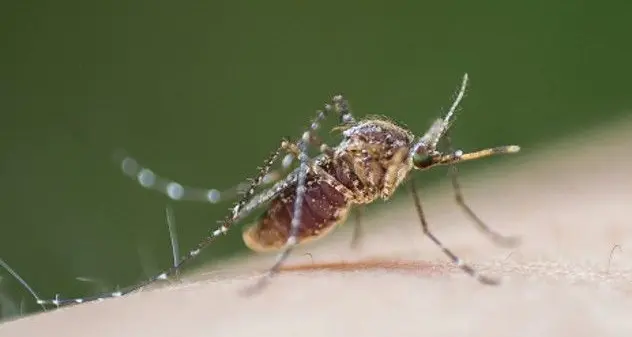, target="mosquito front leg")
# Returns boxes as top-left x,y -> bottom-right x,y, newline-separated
410,177 -> 498,285
441,131 -> 520,248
